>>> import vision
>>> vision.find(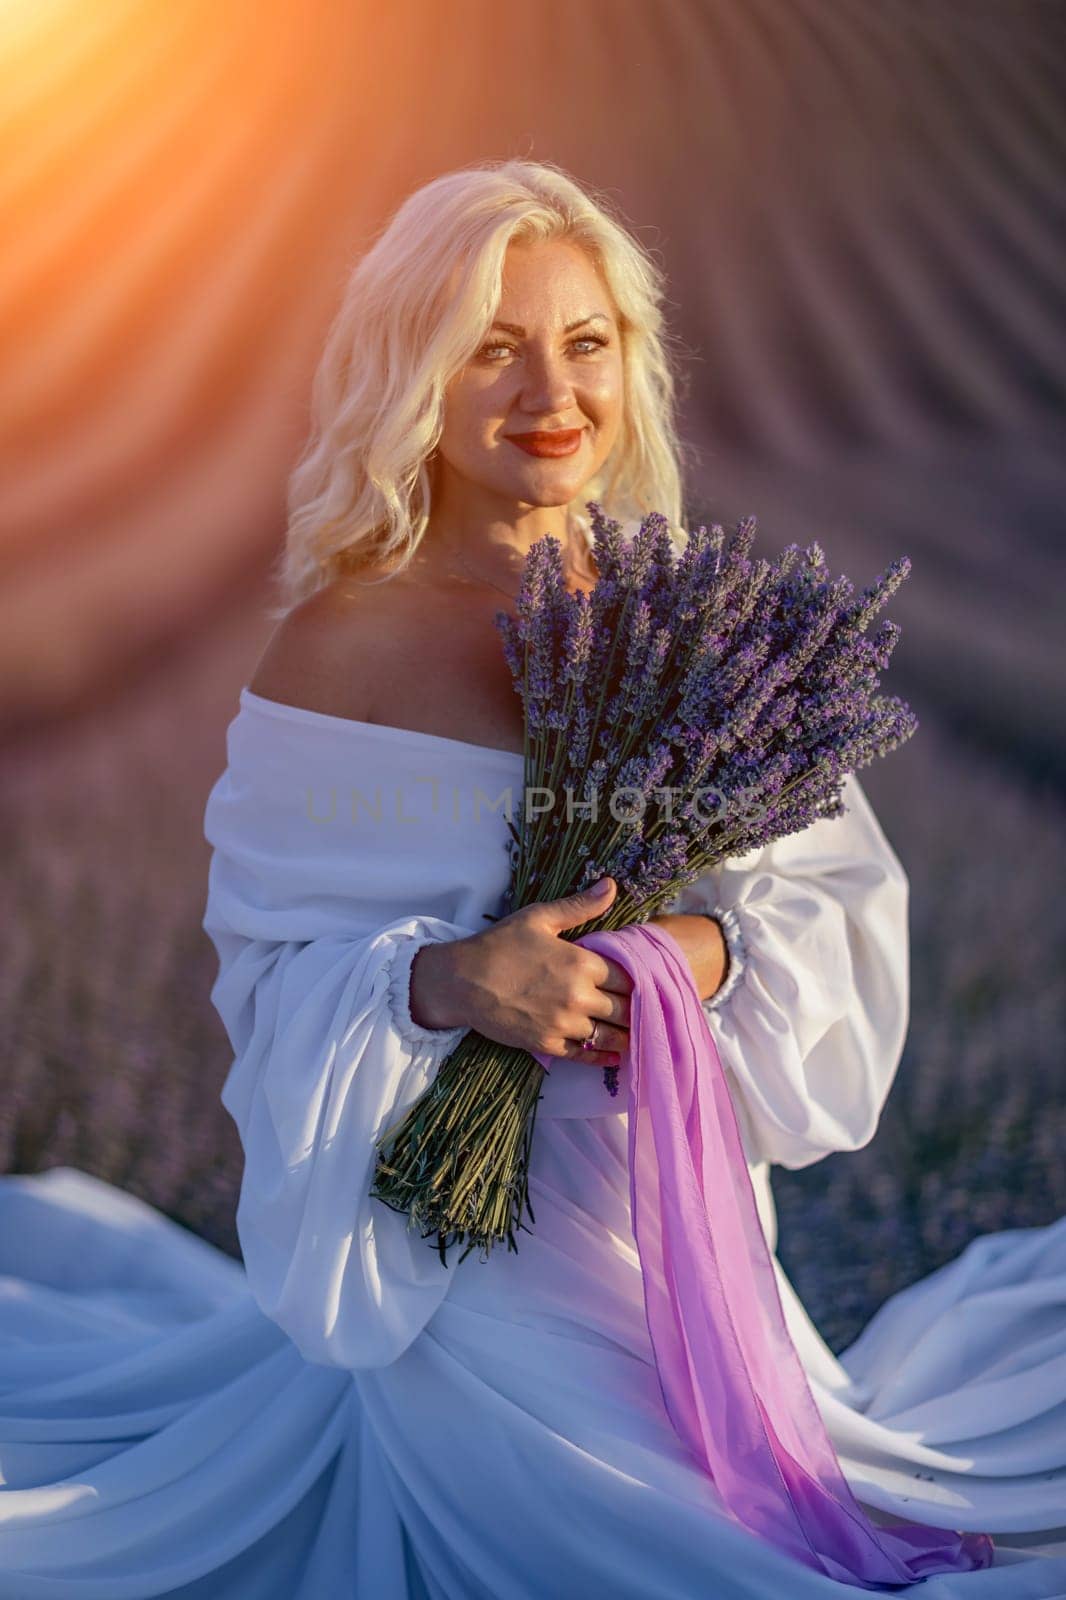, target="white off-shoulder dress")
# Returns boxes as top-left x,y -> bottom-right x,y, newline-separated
0,686 -> 1064,1598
